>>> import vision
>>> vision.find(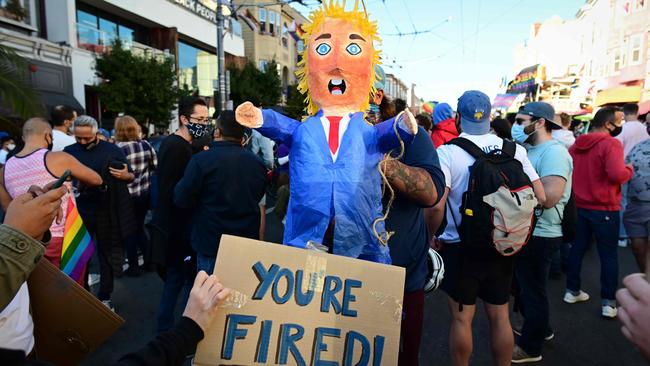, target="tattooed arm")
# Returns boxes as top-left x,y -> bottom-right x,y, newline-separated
382,159 -> 439,207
